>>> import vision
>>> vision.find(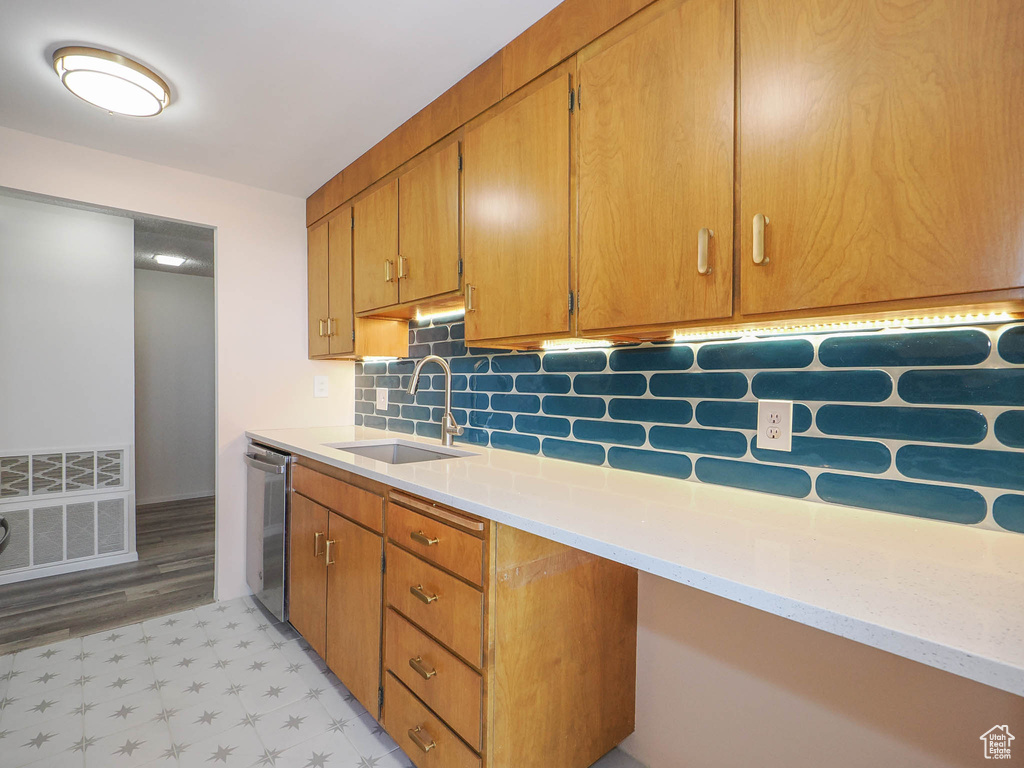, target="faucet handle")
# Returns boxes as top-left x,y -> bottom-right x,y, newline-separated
442,412 -> 464,437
